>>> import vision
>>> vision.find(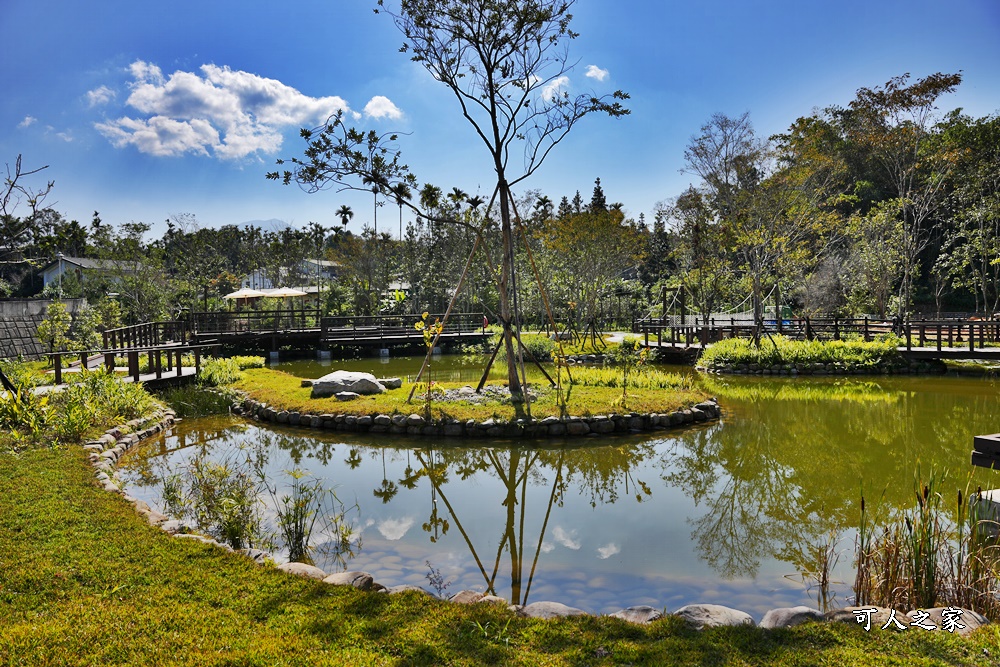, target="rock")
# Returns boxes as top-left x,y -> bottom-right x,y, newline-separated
238,548 -> 271,564
335,392 -> 360,401
311,371 -> 386,398
146,510 -> 169,525
386,584 -> 432,596
377,377 -> 403,389
374,414 -> 392,426
590,417 -> 615,434
521,601 -> 589,619
674,604 -> 755,629
826,606 -> 905,631
406,413 -> 425,427
478,595 -> 508,605
277,562 -> 327,580
905,607 -> 989,636
689,407 -> 708,422
610,605 -> 663,624
159,519 -> 195,534
449,590 -> 484,604
760,606 -> 825,629
566,421 -> 590,436
300,379 -> 314,387
323,571 -> 375,591
175,533 -> 217,546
